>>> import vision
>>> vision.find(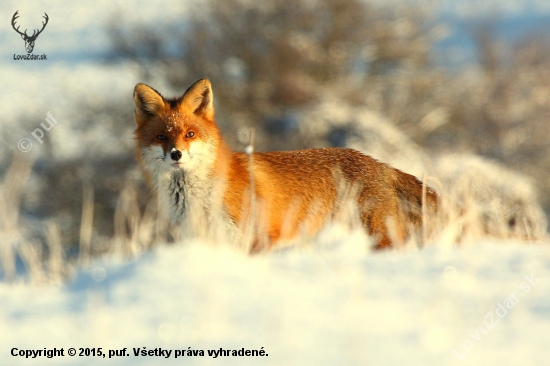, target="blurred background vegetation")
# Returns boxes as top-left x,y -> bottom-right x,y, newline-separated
106,0 -> 550,200
3,0 -> 550,258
